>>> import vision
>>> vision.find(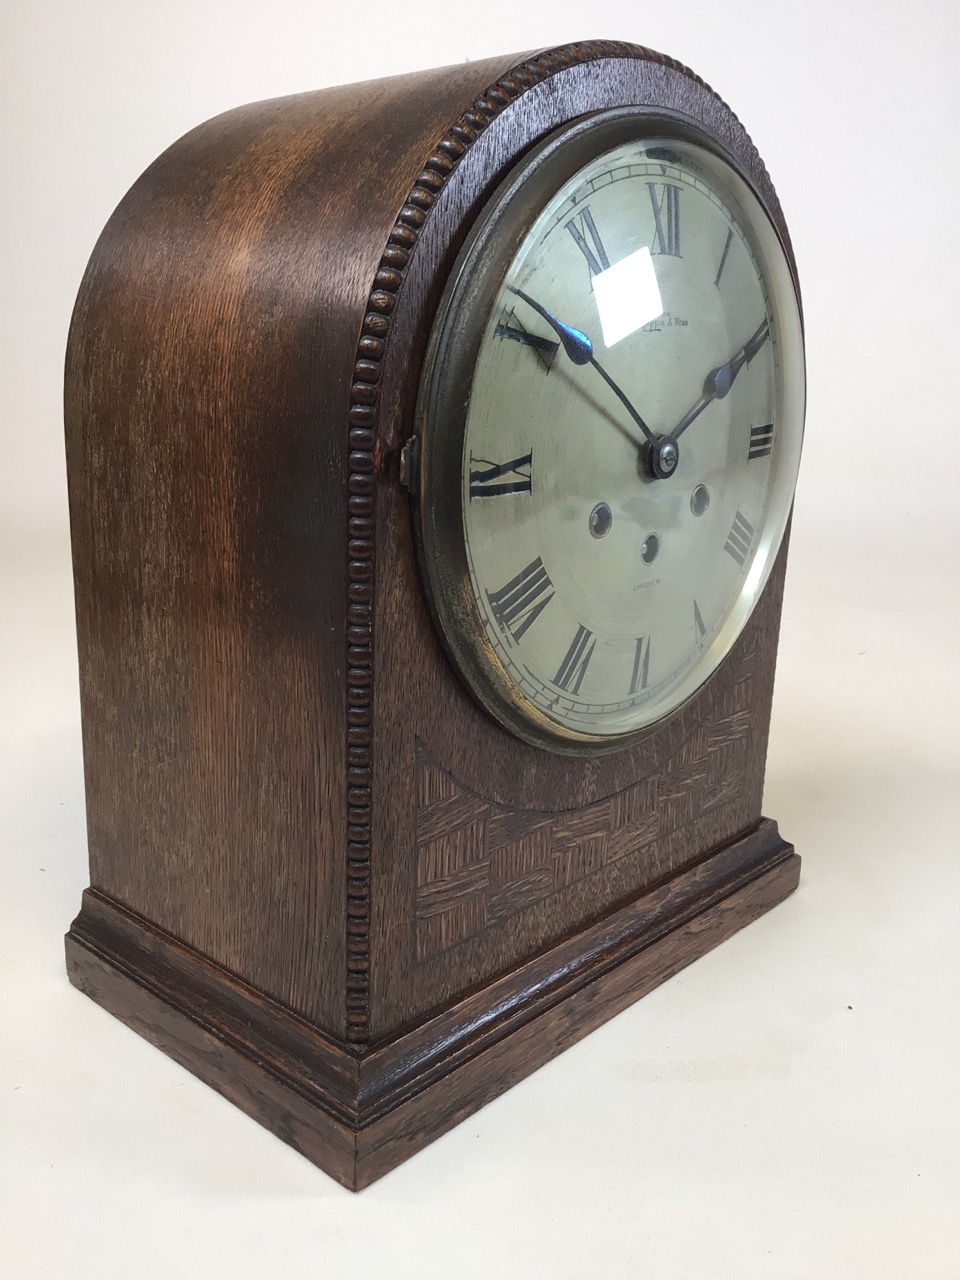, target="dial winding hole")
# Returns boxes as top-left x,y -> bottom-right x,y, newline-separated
589,502 -> 613,538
